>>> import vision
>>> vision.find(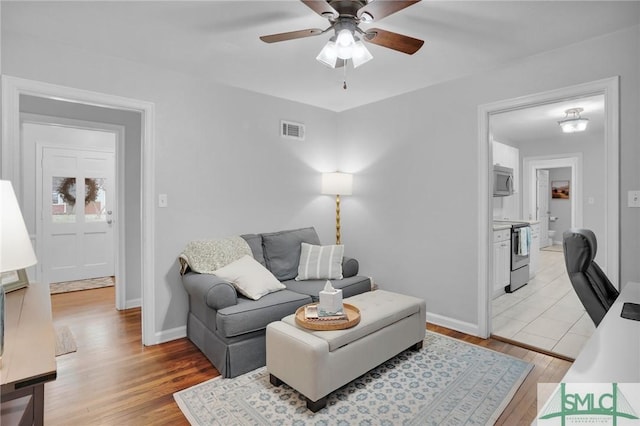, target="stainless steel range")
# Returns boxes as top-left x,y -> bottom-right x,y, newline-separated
495,221 -> 531,293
